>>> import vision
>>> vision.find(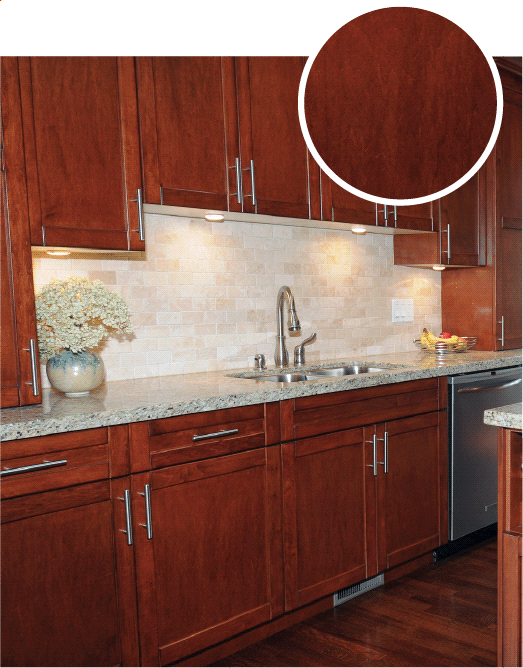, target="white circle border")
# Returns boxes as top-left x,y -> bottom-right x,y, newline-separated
298,11 -> 504,207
